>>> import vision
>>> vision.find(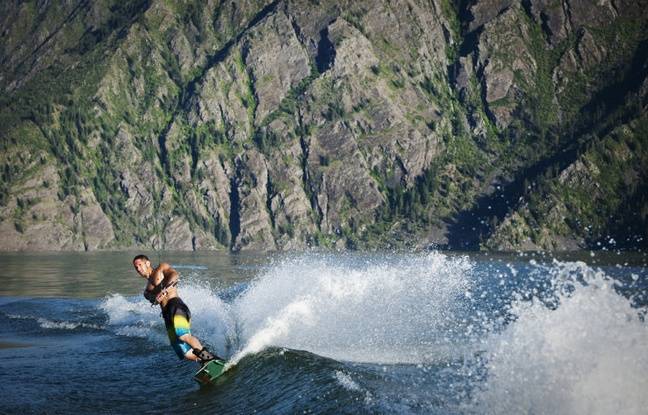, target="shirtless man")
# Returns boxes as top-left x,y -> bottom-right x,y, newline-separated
132,254 -> 218,364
